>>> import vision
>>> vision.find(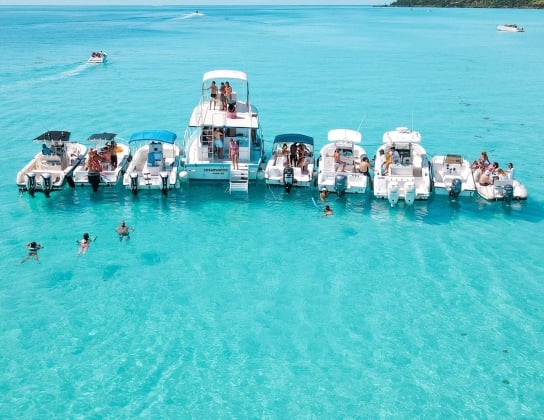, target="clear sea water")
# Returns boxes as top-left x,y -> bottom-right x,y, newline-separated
1,5 -> 543,417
